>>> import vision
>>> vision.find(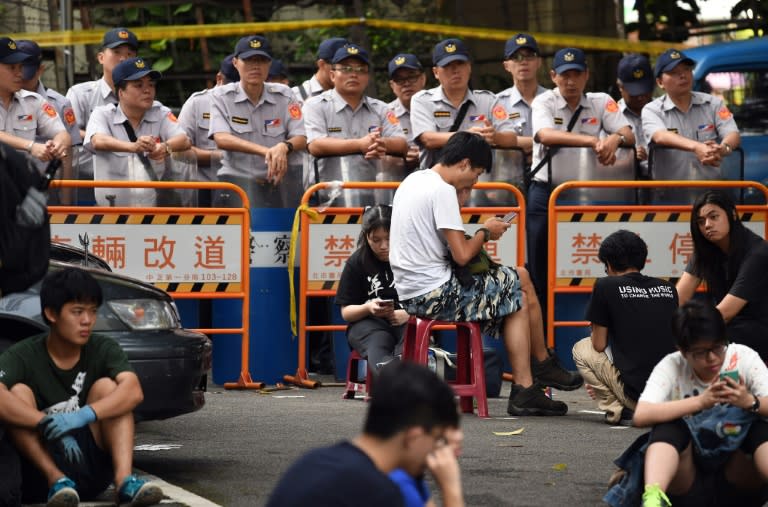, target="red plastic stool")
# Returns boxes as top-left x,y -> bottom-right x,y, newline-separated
402,317 -> 488,418
343,350 -> 373,400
